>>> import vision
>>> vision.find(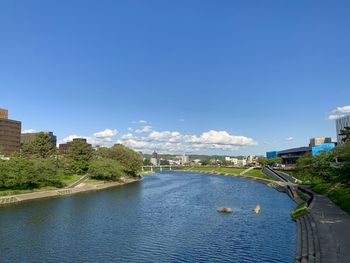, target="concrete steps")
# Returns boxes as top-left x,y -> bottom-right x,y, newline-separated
295,214 -> 320,263
0,196 -> 18,205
